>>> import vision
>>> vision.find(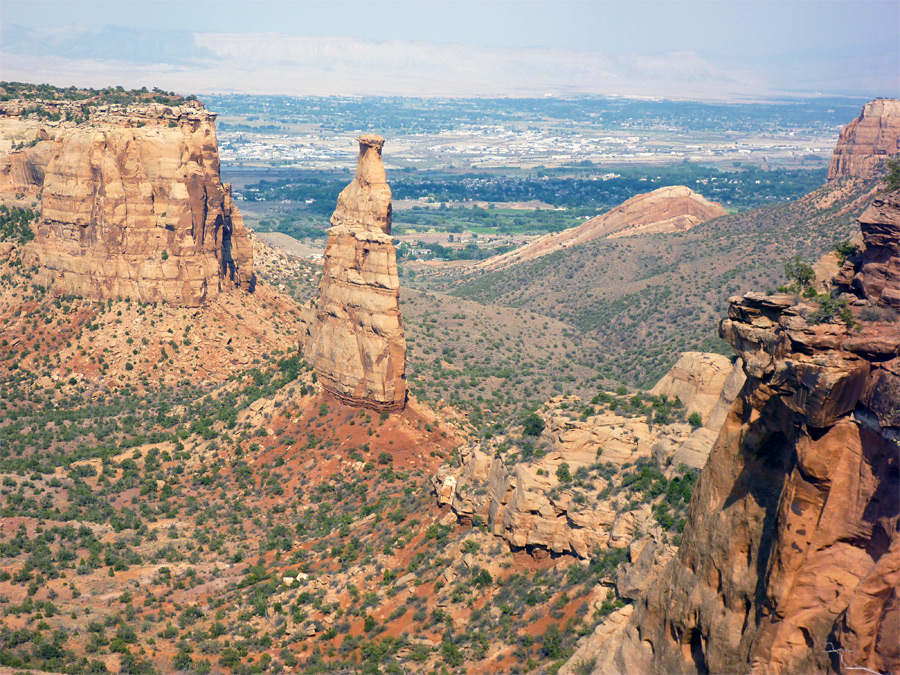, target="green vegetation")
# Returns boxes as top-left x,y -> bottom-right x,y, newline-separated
783,255 -> 815,291
0,81 -> 187,107
240,164 -> 828,245
832,240 -> 860,264
522,413 -> 546,437
0,205 -> 37,244
884,157 -> 900,192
